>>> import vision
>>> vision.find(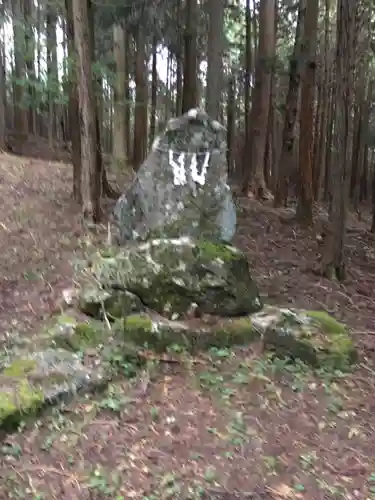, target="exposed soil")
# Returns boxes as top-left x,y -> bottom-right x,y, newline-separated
1,149 -> 375,499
